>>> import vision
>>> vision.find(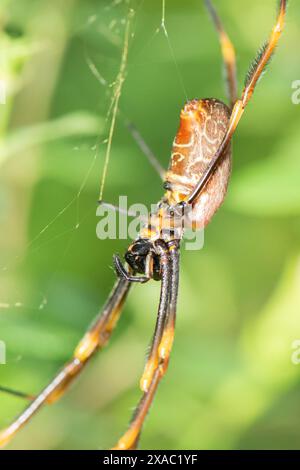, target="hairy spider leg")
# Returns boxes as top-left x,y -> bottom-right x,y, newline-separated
113,242 -> 180,450
0,278 -> 130,448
